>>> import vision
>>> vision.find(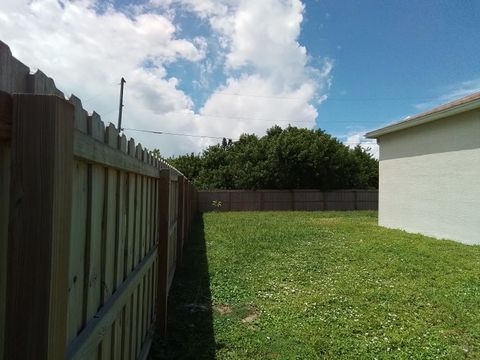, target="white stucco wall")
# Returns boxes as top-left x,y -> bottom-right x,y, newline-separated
377,108 -> 480,244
